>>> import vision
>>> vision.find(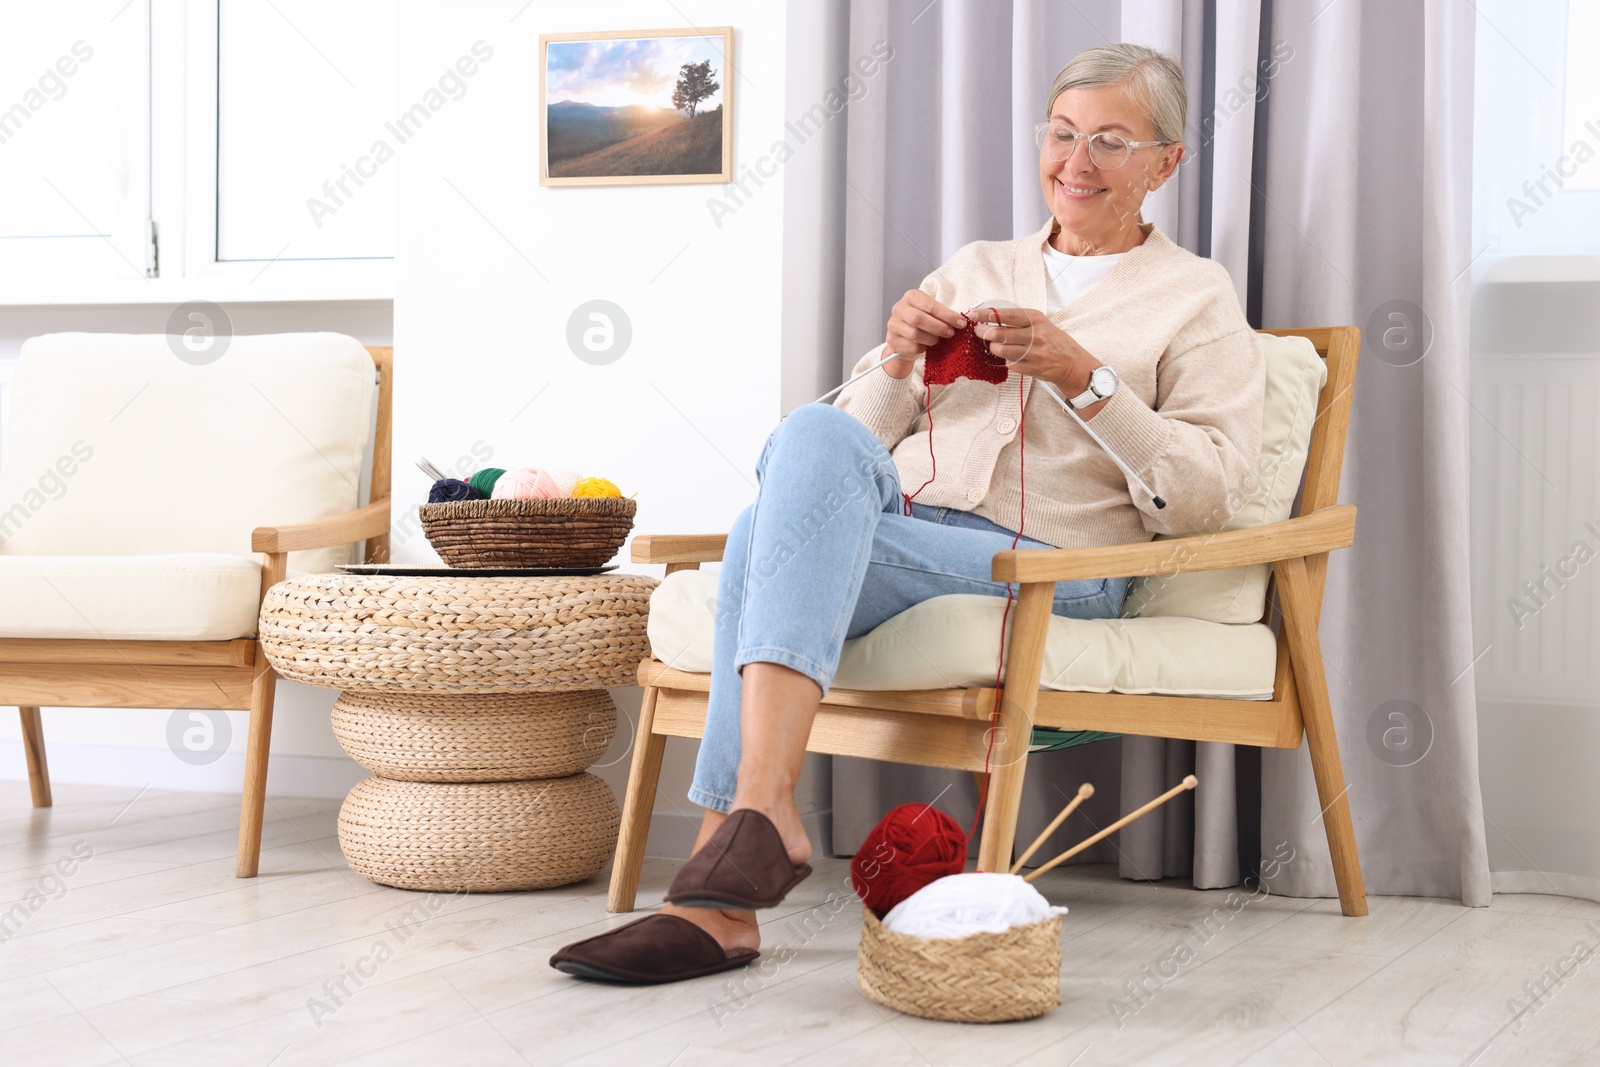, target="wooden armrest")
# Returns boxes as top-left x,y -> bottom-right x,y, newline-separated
990,505 -> 1357,583
630,533 -> 728,565
251,500 -> 391,553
